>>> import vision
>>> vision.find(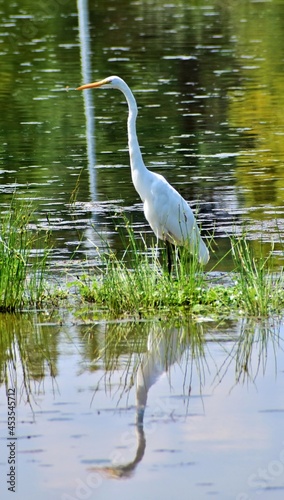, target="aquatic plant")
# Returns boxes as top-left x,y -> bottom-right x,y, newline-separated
230,235 -> 284,317
1,199 -> 283,319
73,216 -> 207,317
0,198 -> 51,311
73,215 -> 284,319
